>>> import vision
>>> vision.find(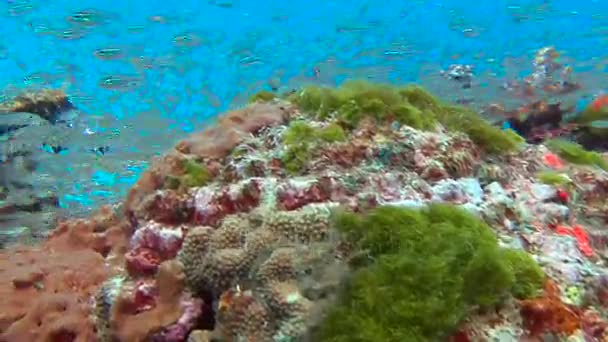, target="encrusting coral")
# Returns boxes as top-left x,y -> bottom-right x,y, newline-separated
0,206 -> 127,341
2,81 -> 608,341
